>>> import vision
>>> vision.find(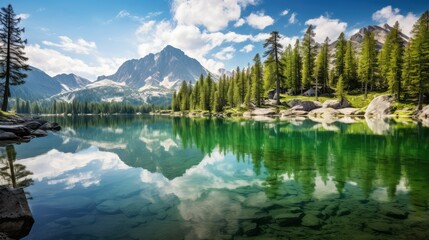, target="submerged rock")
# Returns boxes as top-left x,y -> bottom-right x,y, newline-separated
273,212 -> 304,226
0,187 -> 34,239
301,214 -> 321,229
96,200 -> 121,214
241,221 -> 259,236
368,222 -> 392,234
380,206 -> 408,219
